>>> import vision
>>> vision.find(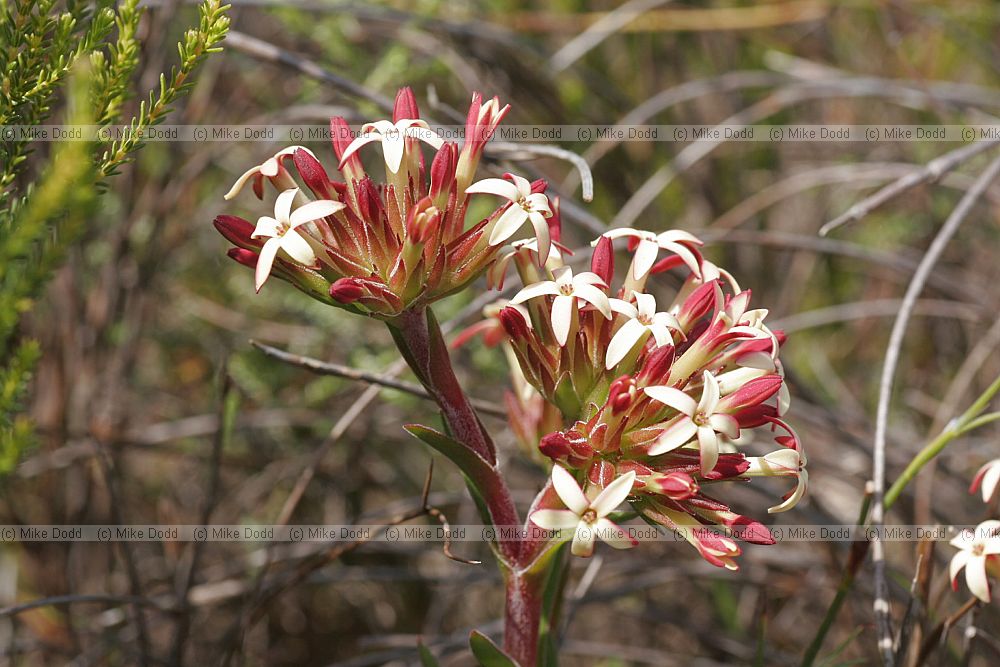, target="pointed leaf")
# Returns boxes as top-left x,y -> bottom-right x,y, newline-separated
469,630 -> 517,667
